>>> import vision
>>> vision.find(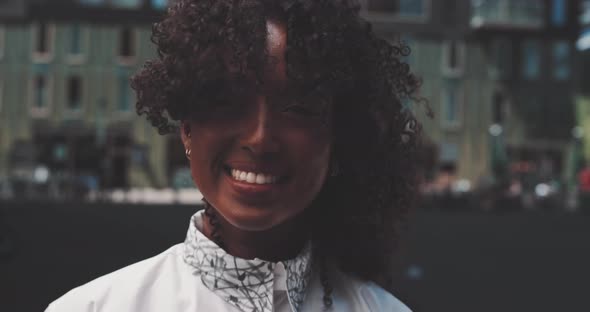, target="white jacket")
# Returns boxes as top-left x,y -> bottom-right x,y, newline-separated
46,211 -> 411,312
